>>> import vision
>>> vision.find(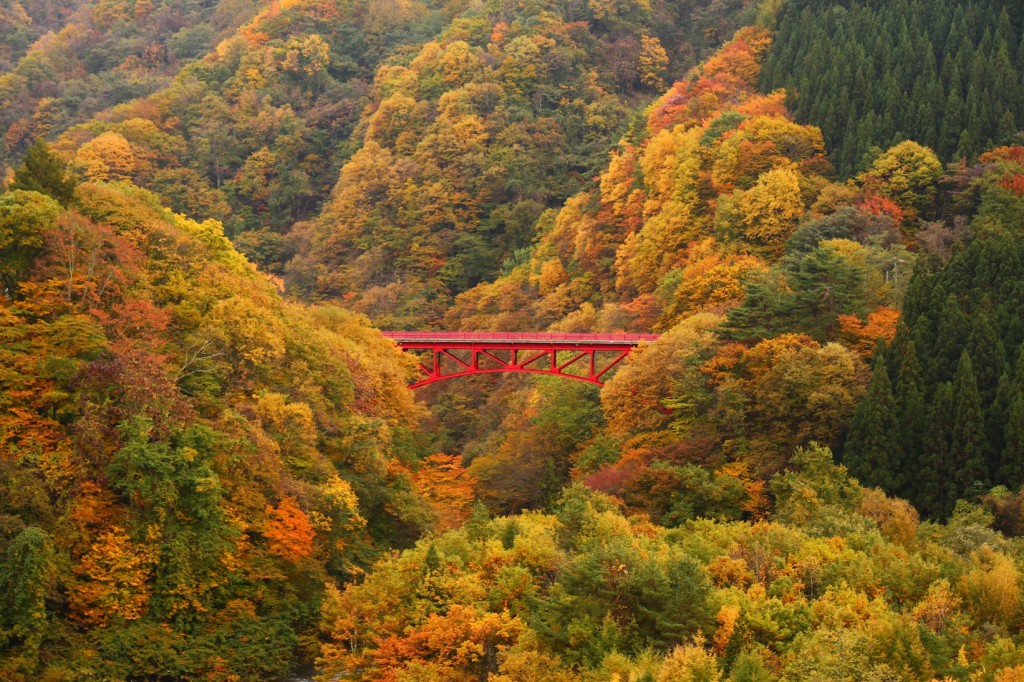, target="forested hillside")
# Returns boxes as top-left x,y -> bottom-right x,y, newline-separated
12,0 -> 441,247
761,0 -> 1024,174
4,0 -> 757,313
423,18 -> 1018,519
288,0 -> 759,324
320,15 -> 1024,679
0,0 -> 86,70
321,453 -> 1024,680
3,0 -> 1024,679
0,0 -> 260,163
0,152 -> 432,678
844,153 -> 1024,518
